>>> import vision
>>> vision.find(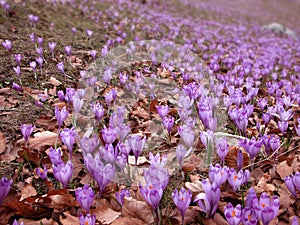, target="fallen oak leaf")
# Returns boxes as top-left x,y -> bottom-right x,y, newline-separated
91,205 -> 121,224
20,184 -> 37,201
